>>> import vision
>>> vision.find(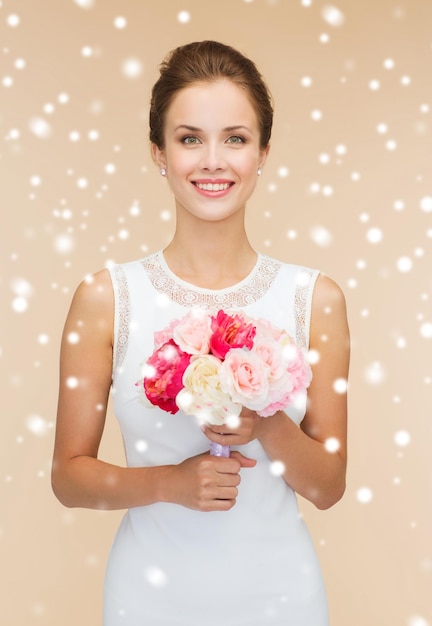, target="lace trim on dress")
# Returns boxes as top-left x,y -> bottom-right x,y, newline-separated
111,264 -> 129,371
141,251 -> 282,310
294,268 -> 317,350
